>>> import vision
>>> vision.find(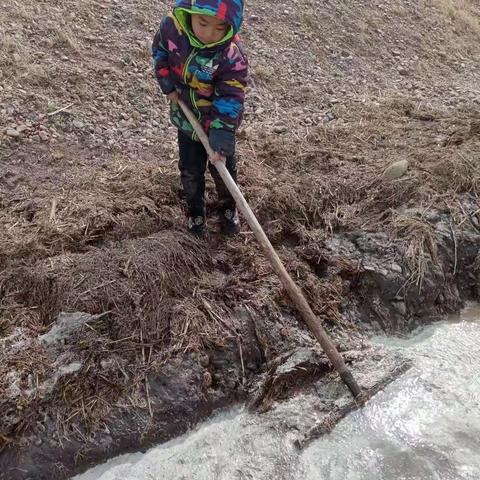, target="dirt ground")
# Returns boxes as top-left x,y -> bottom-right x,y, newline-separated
1,0 -> 480,478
